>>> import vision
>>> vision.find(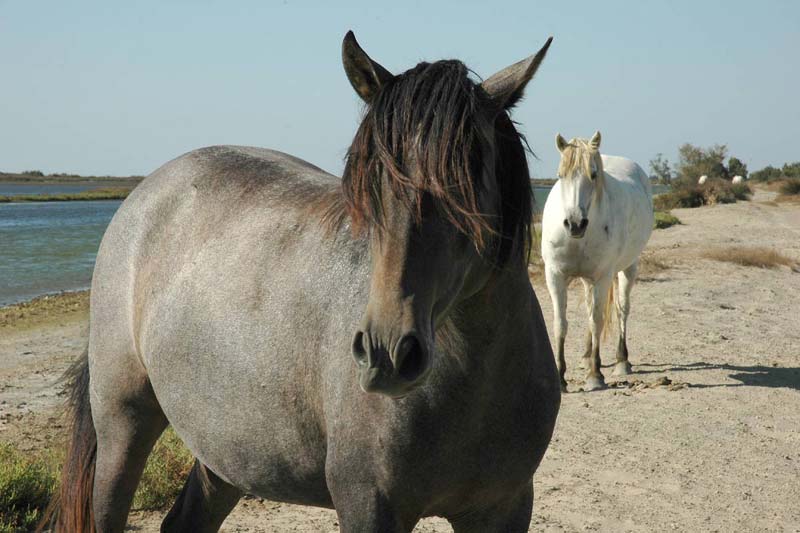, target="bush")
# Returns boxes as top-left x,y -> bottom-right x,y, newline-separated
653,187 -> 704,210
0,443 -> 60,532
702,178 -> 737,205
654,211 -> 681,229
132,427 -> 194,510
654,178 -> 750,210
779,179 -> 800,196
730,183 -> 752,200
